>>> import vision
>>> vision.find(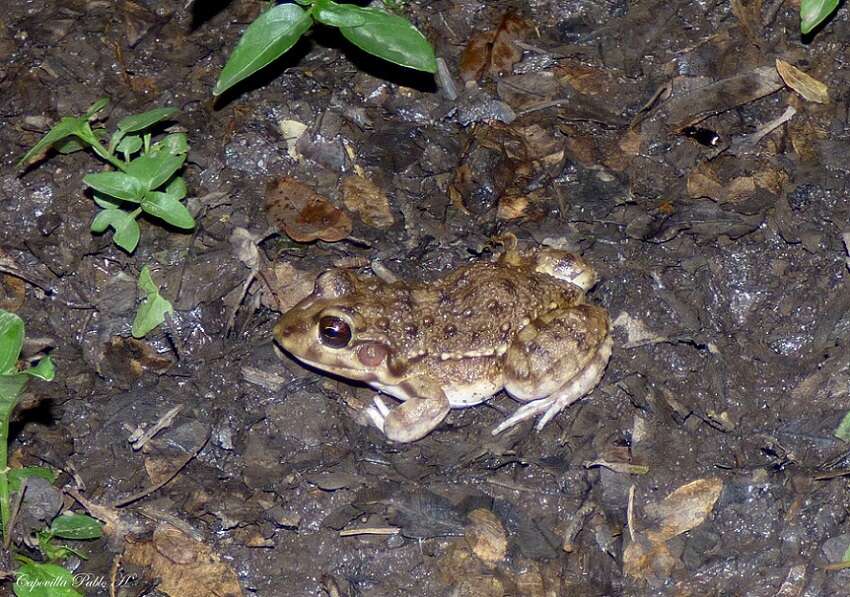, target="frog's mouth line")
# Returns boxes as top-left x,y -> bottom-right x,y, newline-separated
282,347 -> 384,385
